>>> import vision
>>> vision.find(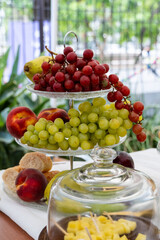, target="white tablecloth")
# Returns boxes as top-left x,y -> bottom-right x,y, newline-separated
0,148 -> 160,239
